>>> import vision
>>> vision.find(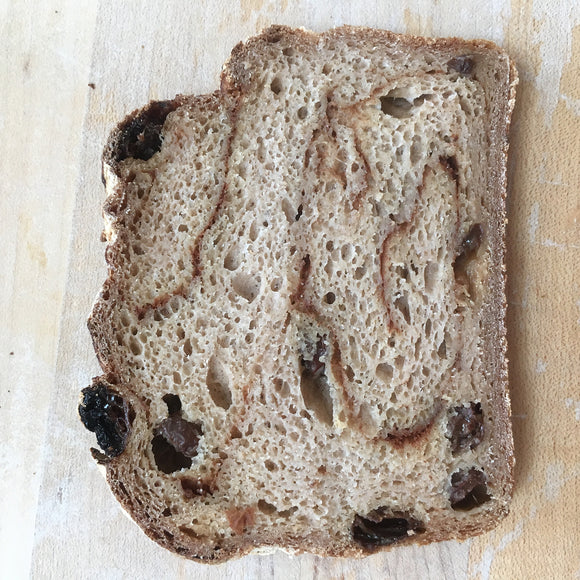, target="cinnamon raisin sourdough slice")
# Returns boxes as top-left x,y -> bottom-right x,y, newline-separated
80,25 -> 517,562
